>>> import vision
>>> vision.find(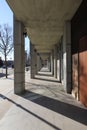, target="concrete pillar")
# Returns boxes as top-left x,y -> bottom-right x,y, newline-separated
34,50 -> 37,74
63,21 -> 71,93
54,45 -> 57,78
30,43 -> 35,78
57,49 -> 60,81
49,55 -> 51,72
37,54 -> 40,72
40,57 -> 42,70
47,57 -> 51,71
60,38 -> 63,83
14,17 -> 25,94
51,51 -> 54,75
